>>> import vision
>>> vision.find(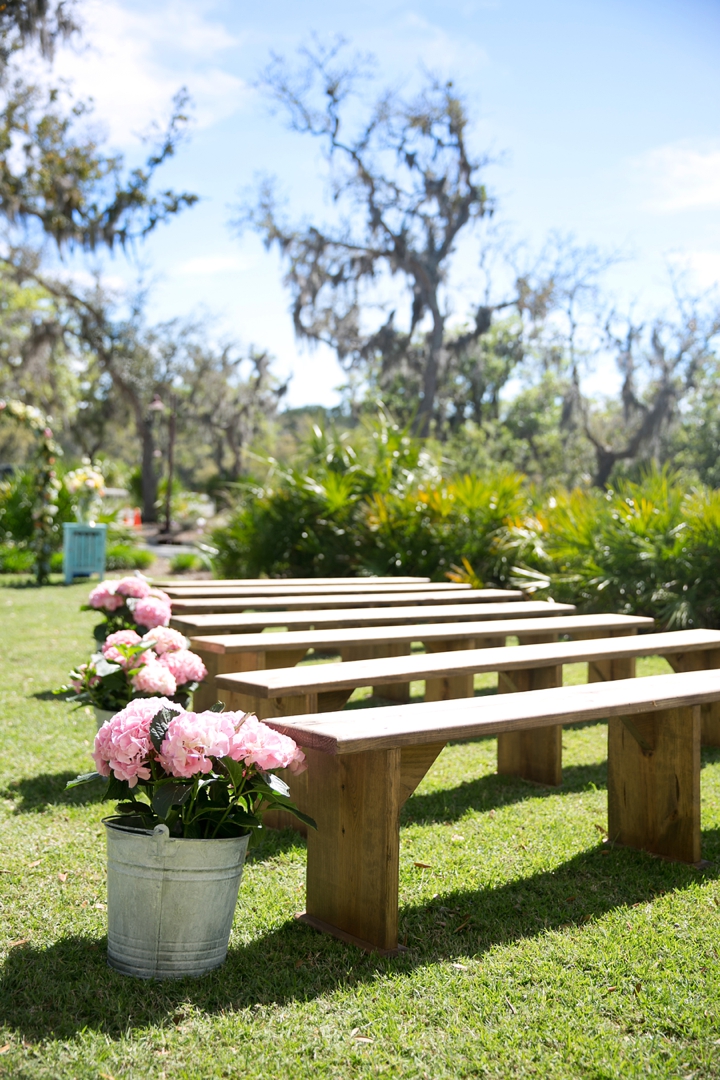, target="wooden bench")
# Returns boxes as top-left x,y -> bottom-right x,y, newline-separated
190,612 -> 646,711
164,581 -> 472,598
263,669 -> 720,954
155,576 -> 432,587
172,599 -> 575,641
170,588 -> 524,616
217,629 -> 720,790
